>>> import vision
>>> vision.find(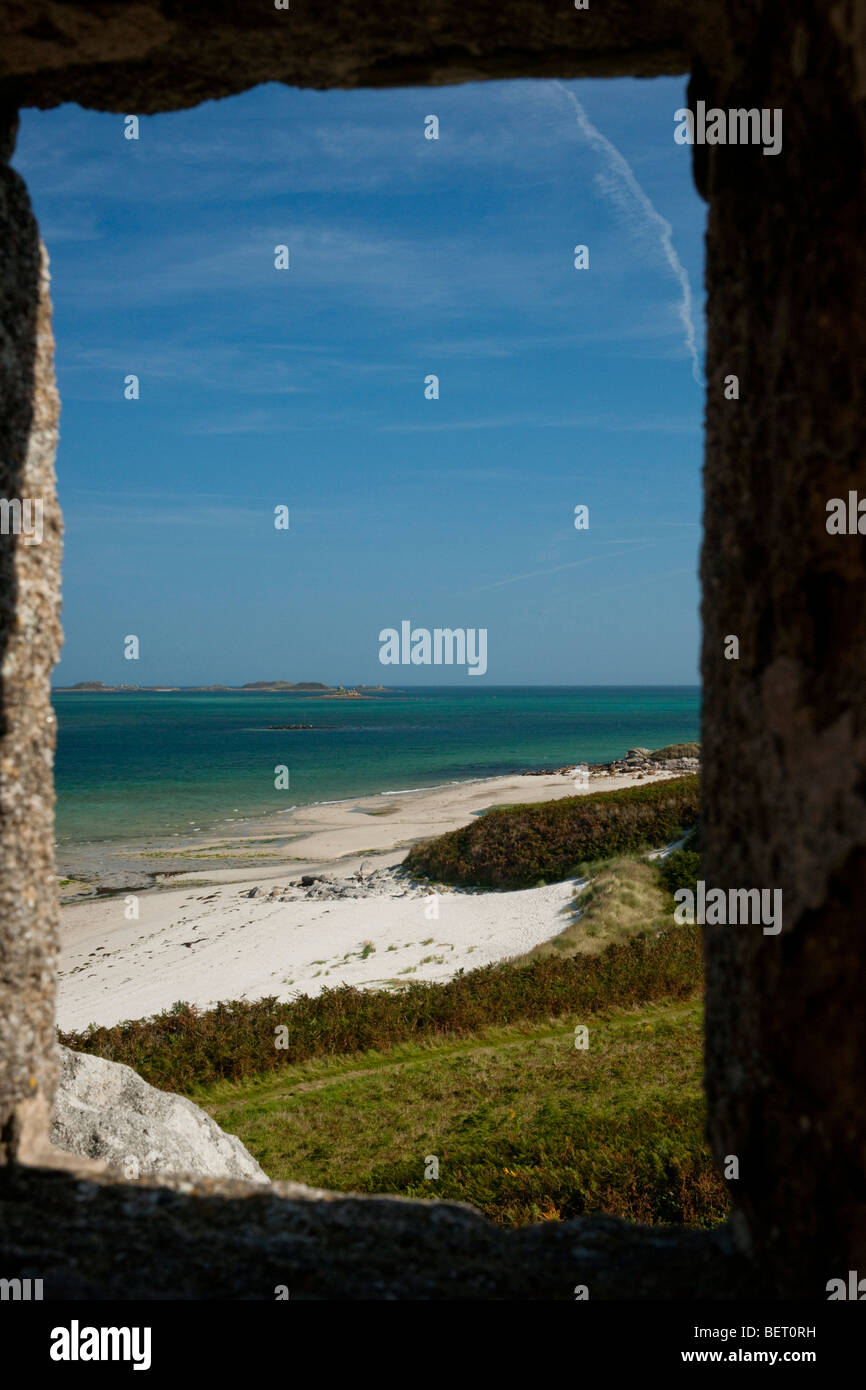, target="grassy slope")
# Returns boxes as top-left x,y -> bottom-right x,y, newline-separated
192,997 -> 724,1228
517,854 -> 673,963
